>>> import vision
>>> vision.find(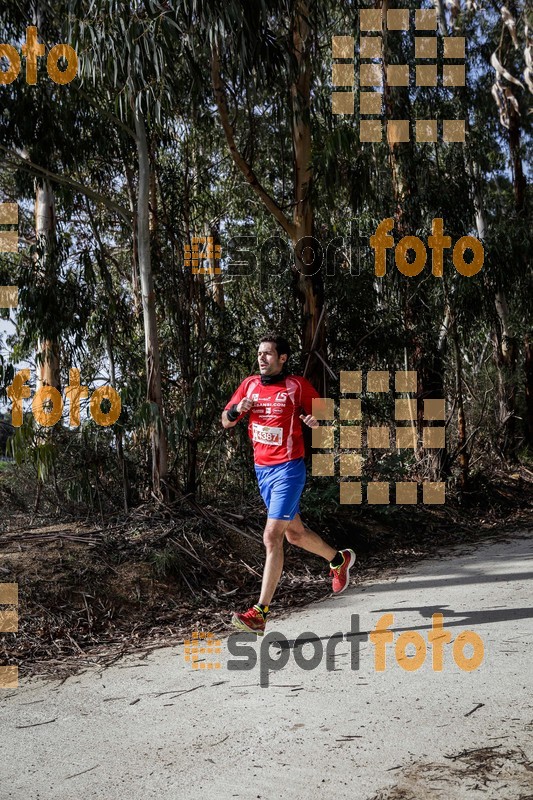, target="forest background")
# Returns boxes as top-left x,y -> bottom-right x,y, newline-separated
0,0 -> 531,675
